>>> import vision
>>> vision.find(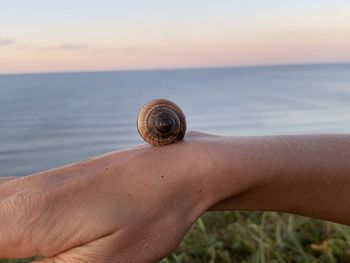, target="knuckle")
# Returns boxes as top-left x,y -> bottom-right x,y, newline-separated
2,189 -> 47,232
8,190 -> 45,216
0,190 -> 47,256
